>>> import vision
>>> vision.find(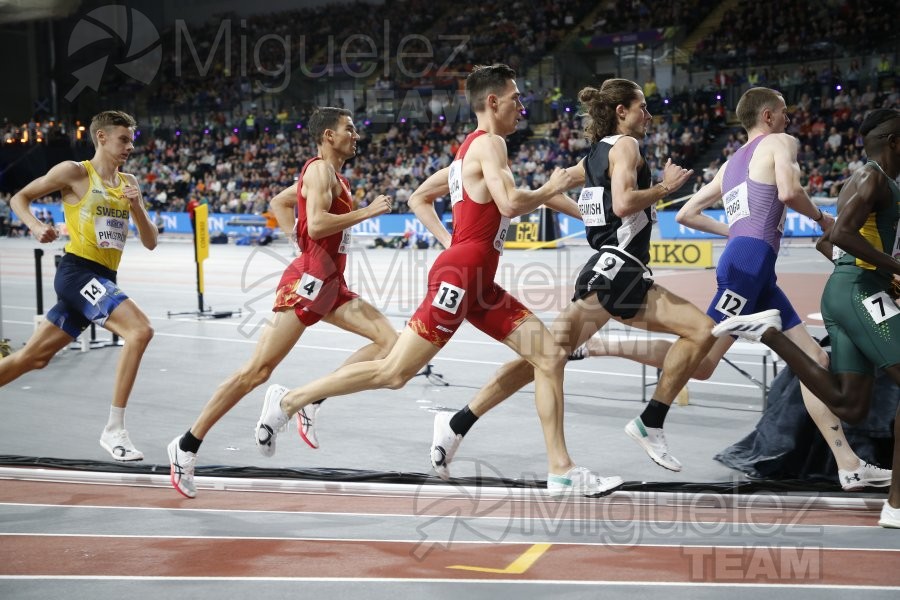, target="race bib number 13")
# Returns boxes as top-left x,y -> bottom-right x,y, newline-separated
432,281 -> 465,314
